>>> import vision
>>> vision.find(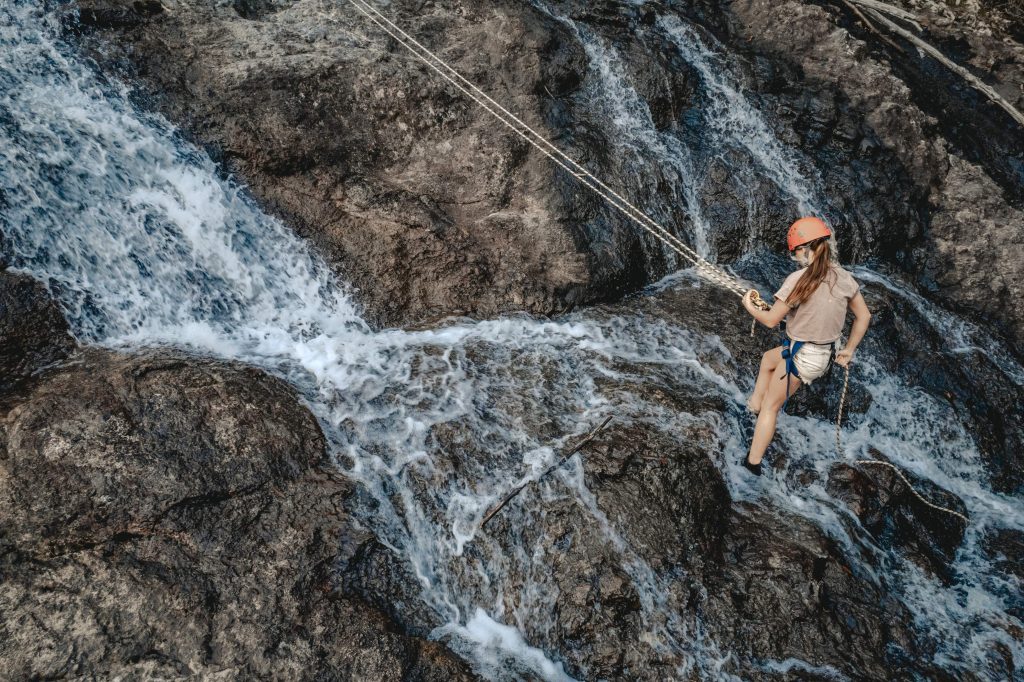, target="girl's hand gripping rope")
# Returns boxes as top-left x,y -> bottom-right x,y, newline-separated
746,289 -> 772,312
744,290 -> 772,337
